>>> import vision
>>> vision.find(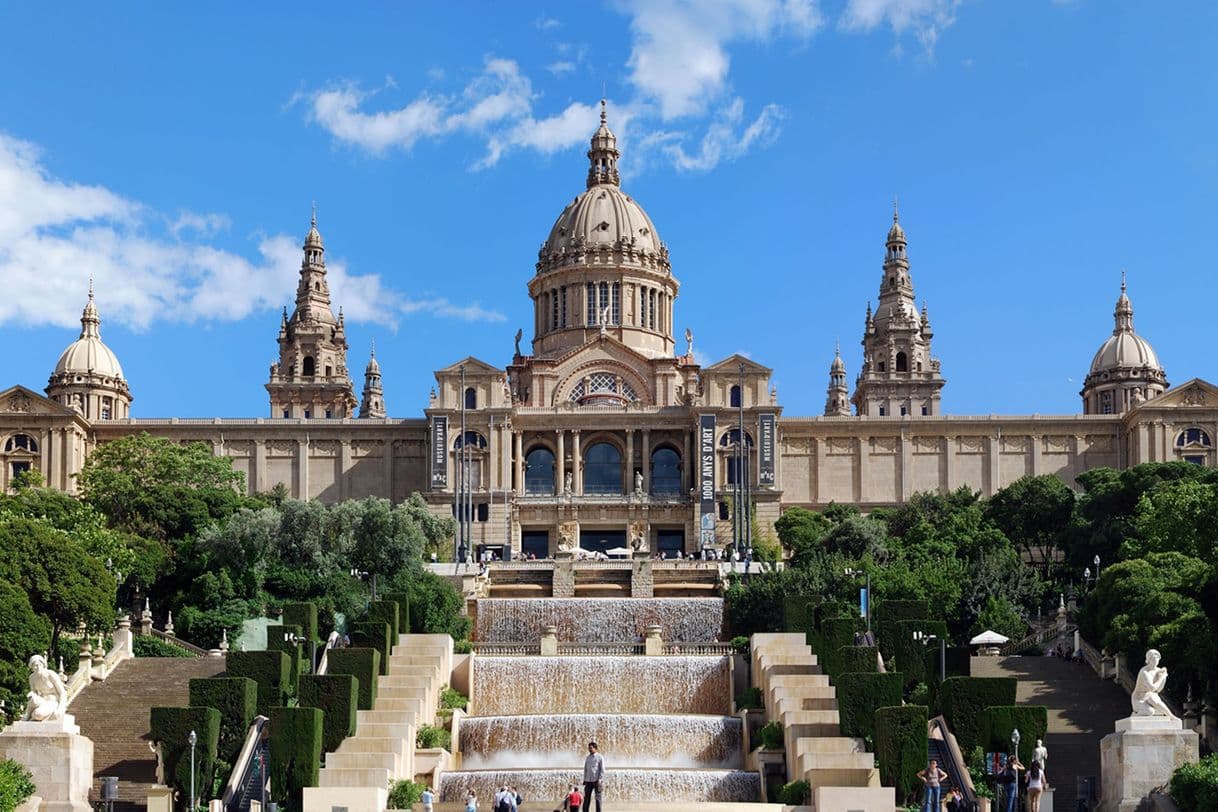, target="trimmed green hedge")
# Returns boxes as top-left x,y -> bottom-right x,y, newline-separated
837,672 -> 902,740
281,602 -> 319,643
782,595 -> 816,641
924,646 -> 973,714
265,623 -> 306,695
189,677 -> 257,763
349,621 -> 391,676
133,635 -> 195,658
818,616 -> 862,676
875,599 -> 928,658
150,706 -> 221,808
379,592 -> 411,636
298,674 -> 358,753
940,677 -> 1018,753
892,619 -> 948,688
875,704 -> 928,807
269,707 -> 323,812
326,647 -> 381,710
225,650 -> 290,716
982,705 -> 1048,765
365,600 -> 400,646
832,646 -> 879,678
